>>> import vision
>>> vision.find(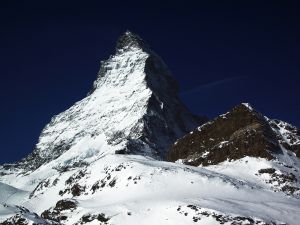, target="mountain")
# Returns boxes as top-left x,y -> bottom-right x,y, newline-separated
4,31 -> 203,172
0,32 -> 300,225
167,103 -> 281,166
167,103 -> 300,196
